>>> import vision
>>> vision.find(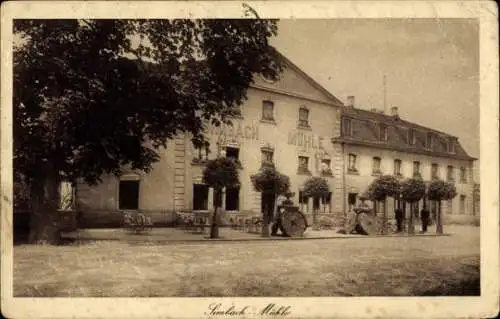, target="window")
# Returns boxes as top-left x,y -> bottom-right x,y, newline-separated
426,133 -> 433,149
372,157 -> 381,175
193,184 -> 209,210
413,161 -> 421,177
320,159 -> 333,176
459,195 -> 466,215
447,165 -> 454,181
298,156 -> 310,174
379,124 -> 388,141
261,149 -> 274,166
262,100 -> 275,121
226,146 -> 239,160
394,159 -> 402,176
225,187 -> 240,211
298,107 -> 309,127
409,129 -> 415,145
119,180 -> 139,210
448,139 -> 455,153
460,167 -> 467,183
193,141 -> 210,161
431,163 -> 439,180
447,199 -> 453,214
342,118 -> 352,136
348,153 -> 357,172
